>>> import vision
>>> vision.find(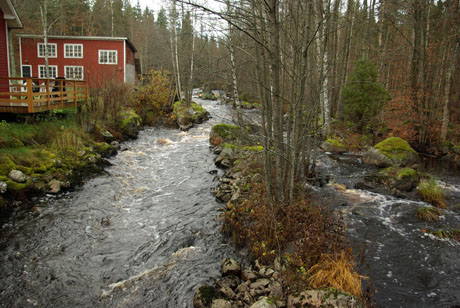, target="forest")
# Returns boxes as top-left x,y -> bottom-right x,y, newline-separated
2,0 -> 460,307
12,0 -> 460,202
